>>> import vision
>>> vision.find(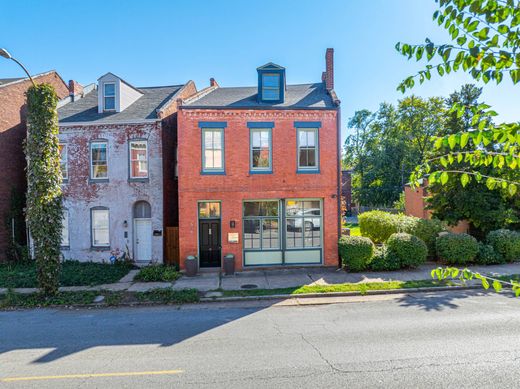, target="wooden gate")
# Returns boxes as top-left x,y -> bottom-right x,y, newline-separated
164,227 -> 180,266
